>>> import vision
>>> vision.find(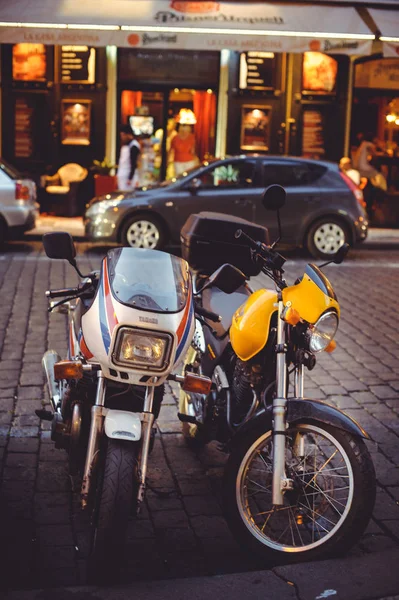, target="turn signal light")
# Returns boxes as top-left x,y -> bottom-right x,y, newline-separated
284,307 -> 301,326
325,340 -> 337,353
54,360 -> 84,380
182,373 -> 212,394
